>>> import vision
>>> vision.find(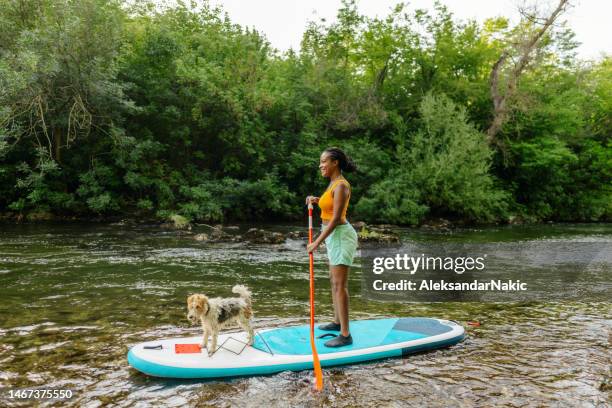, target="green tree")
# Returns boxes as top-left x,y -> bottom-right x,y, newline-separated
0,0 -> 127,214
356,93 -> 508,224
